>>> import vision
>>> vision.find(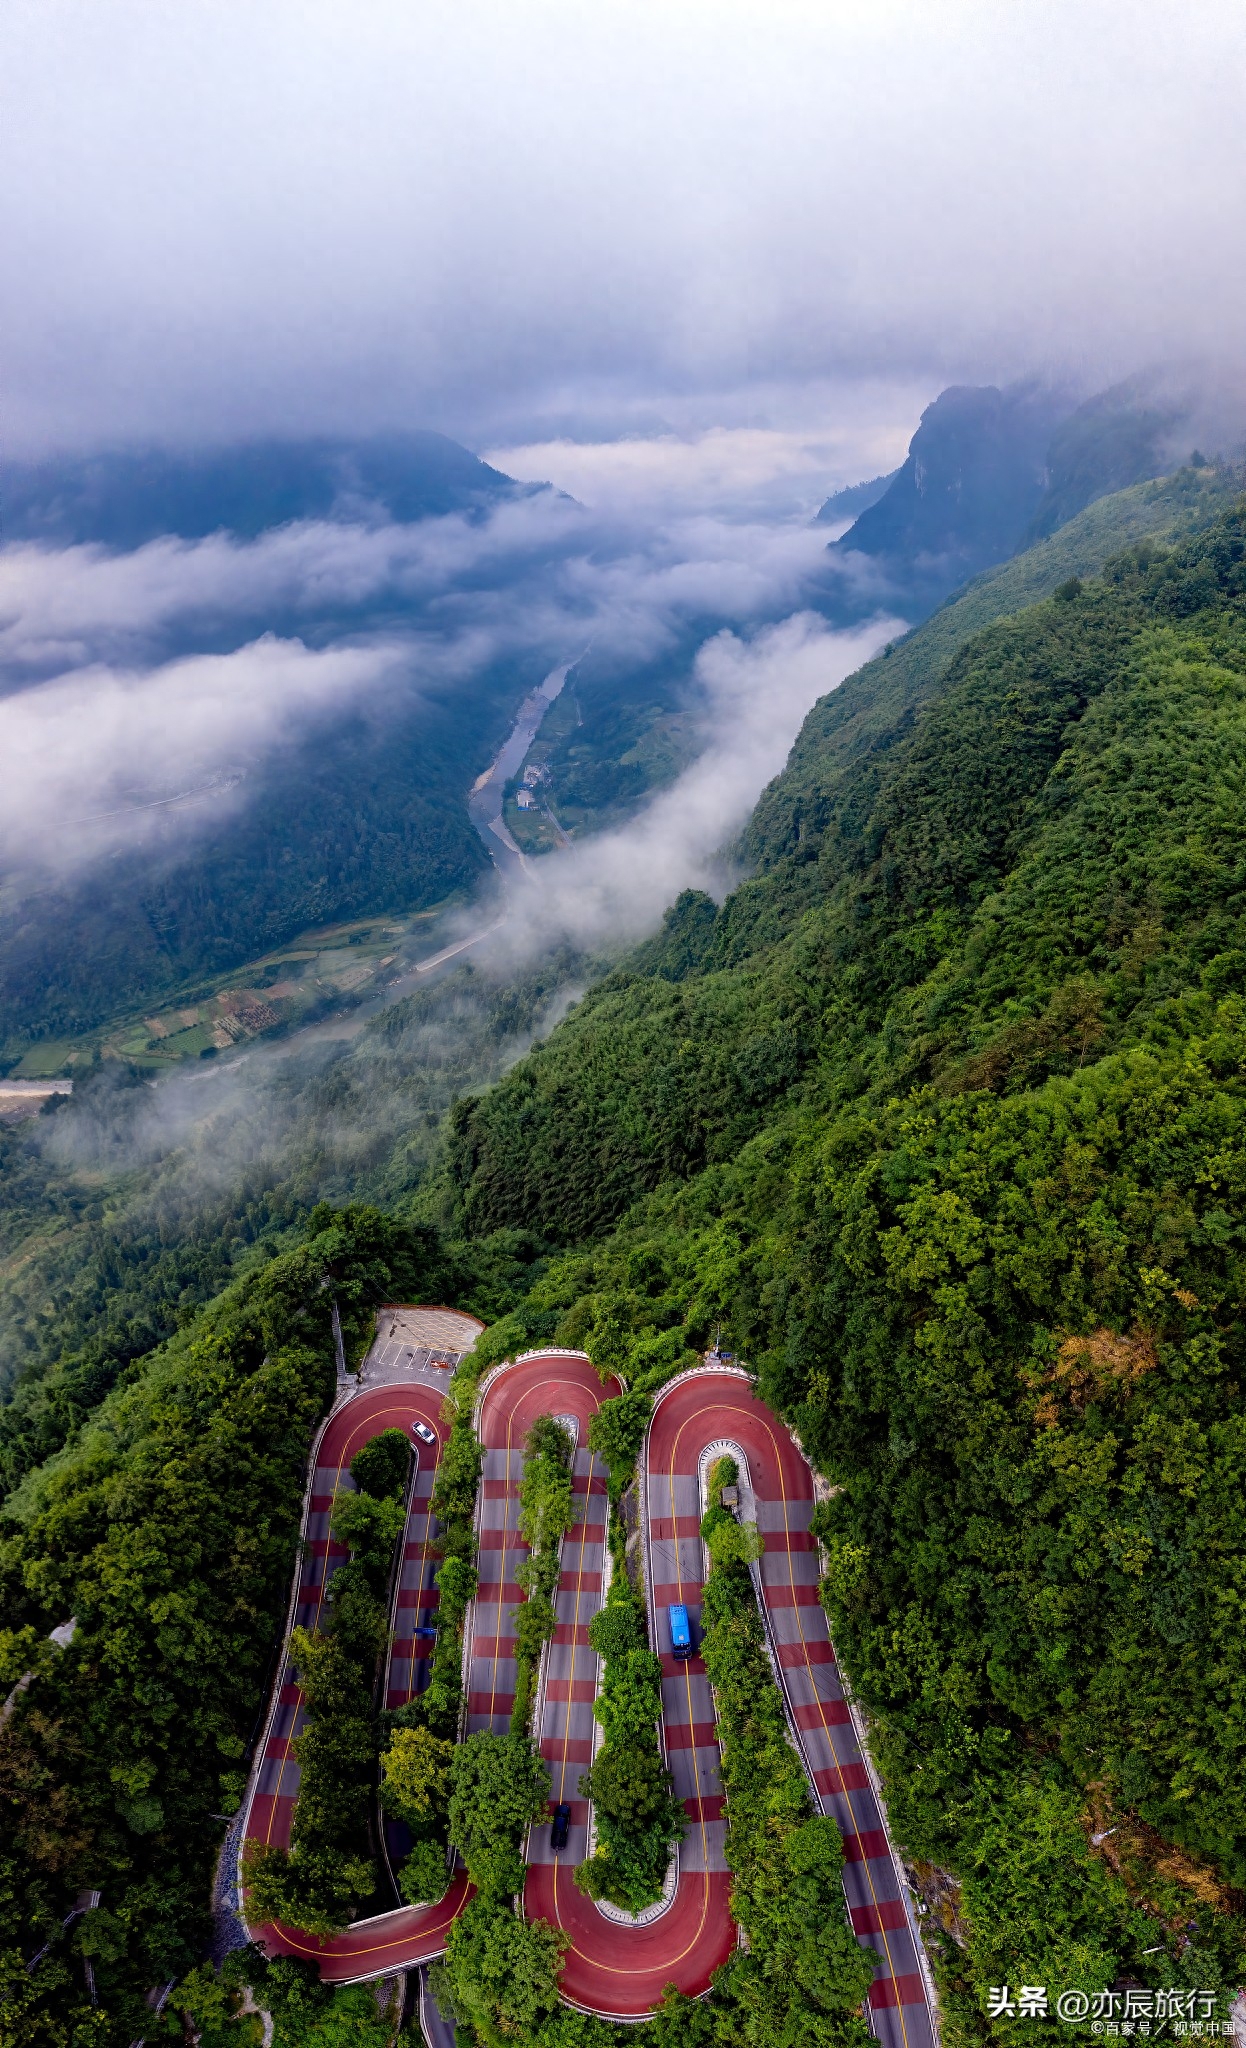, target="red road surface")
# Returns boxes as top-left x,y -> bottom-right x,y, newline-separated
241,1377 -> 471,1982
515,1353 -> 736,2017
240,1341 -> 936,2044
643,1369 -> 936,2048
